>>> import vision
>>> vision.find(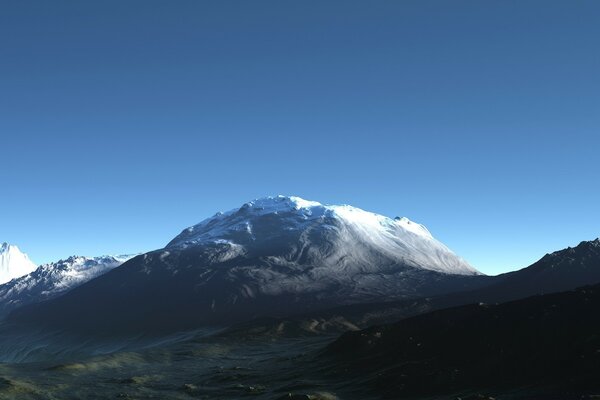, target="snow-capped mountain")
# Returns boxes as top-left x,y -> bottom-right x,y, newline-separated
10,196 -> 485,334
167,196 -> 479,276
0,254 -> 135,317
0,243 -> 38,284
